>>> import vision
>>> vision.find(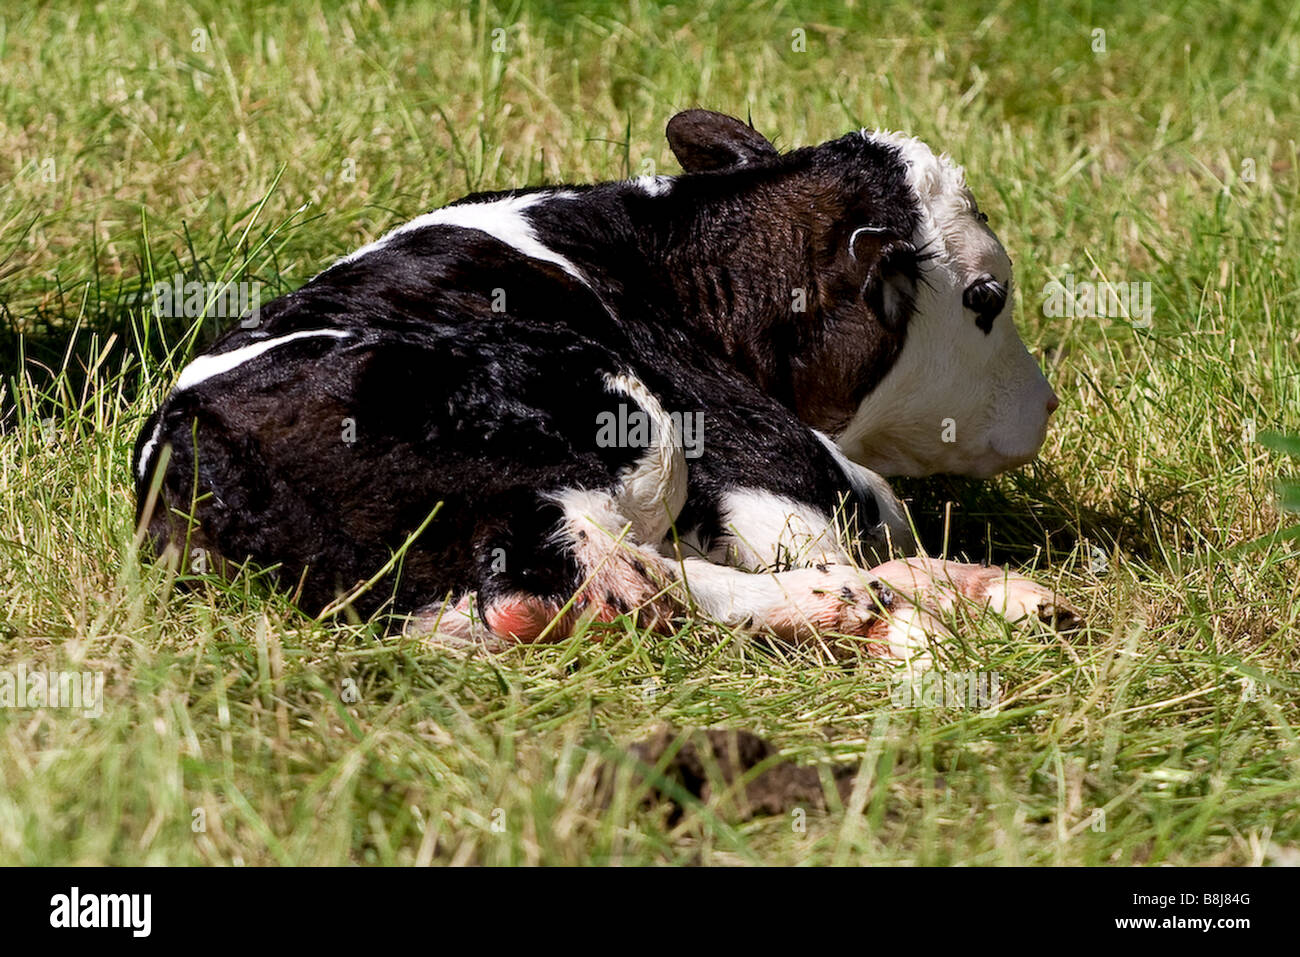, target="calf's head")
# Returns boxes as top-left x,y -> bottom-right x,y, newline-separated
665,110 -> 1059,478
